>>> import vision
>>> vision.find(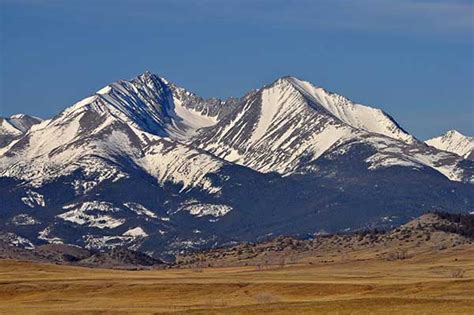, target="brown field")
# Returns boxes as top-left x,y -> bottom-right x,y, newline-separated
0,244 -> 473,314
